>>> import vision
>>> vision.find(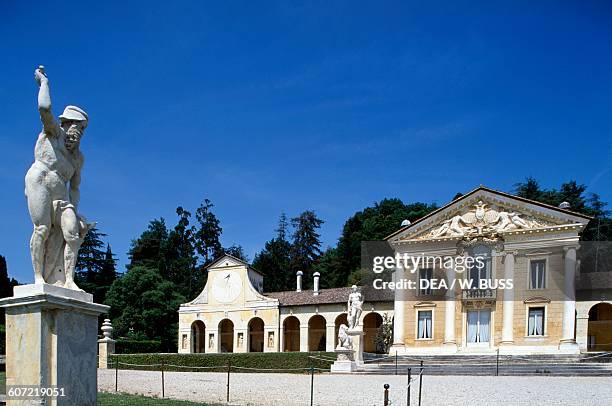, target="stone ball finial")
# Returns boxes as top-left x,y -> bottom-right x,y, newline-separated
101,318 -> 114,340
296,270 -> 303,276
